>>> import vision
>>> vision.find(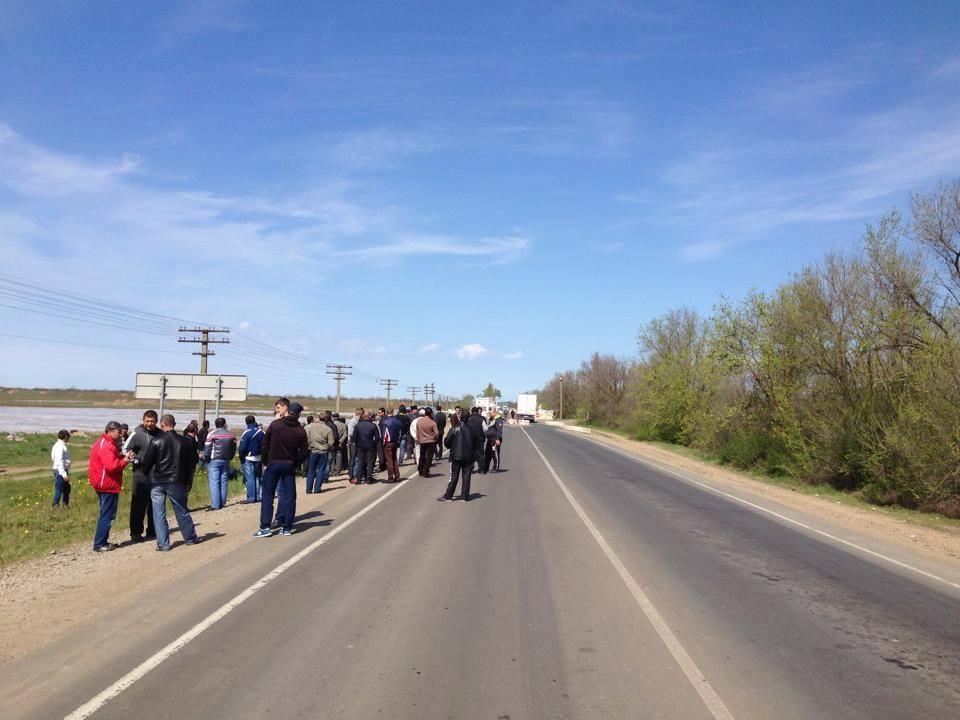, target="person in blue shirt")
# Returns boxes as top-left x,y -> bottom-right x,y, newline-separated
238,415 -> 264,503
